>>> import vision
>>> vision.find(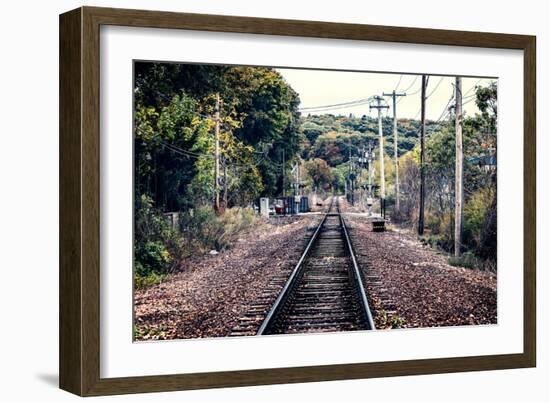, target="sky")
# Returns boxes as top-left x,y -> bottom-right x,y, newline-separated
277,68 -> 495,121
